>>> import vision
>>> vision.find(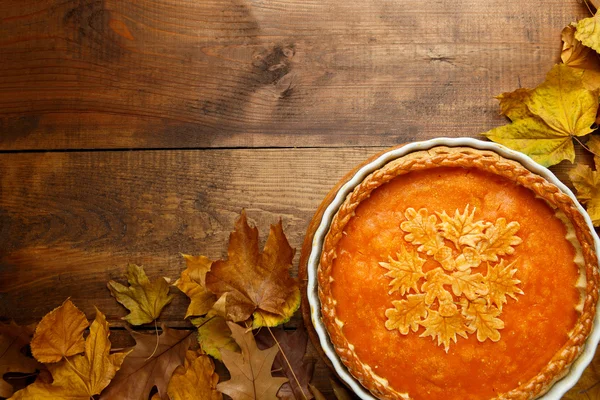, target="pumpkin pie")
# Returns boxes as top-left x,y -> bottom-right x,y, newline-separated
317,146 -> 599,400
